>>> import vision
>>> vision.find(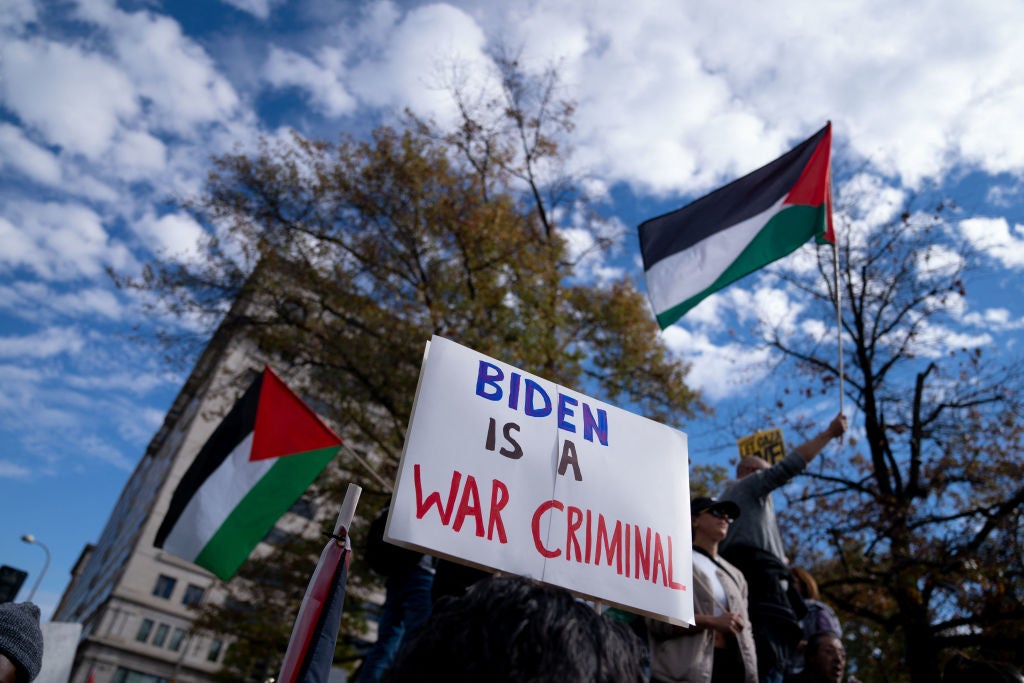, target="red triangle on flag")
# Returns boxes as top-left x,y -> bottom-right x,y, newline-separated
250,366 -> 343,462
785,122 -> 831,207
785,122 -> 834,243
